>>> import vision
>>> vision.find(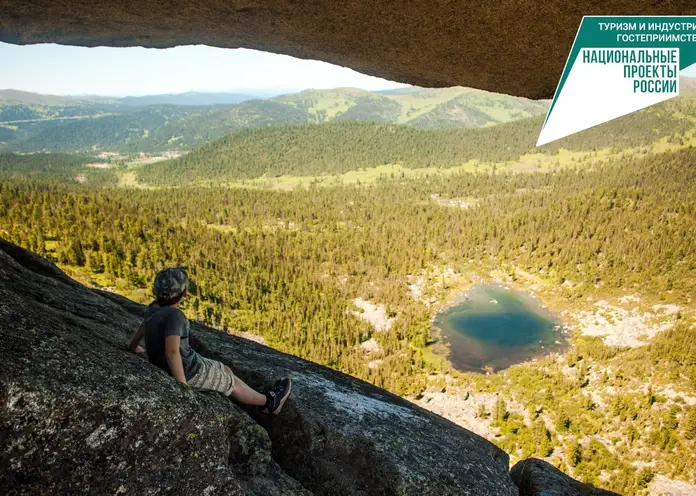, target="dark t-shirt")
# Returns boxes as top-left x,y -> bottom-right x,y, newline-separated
143,306 -> 202,380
